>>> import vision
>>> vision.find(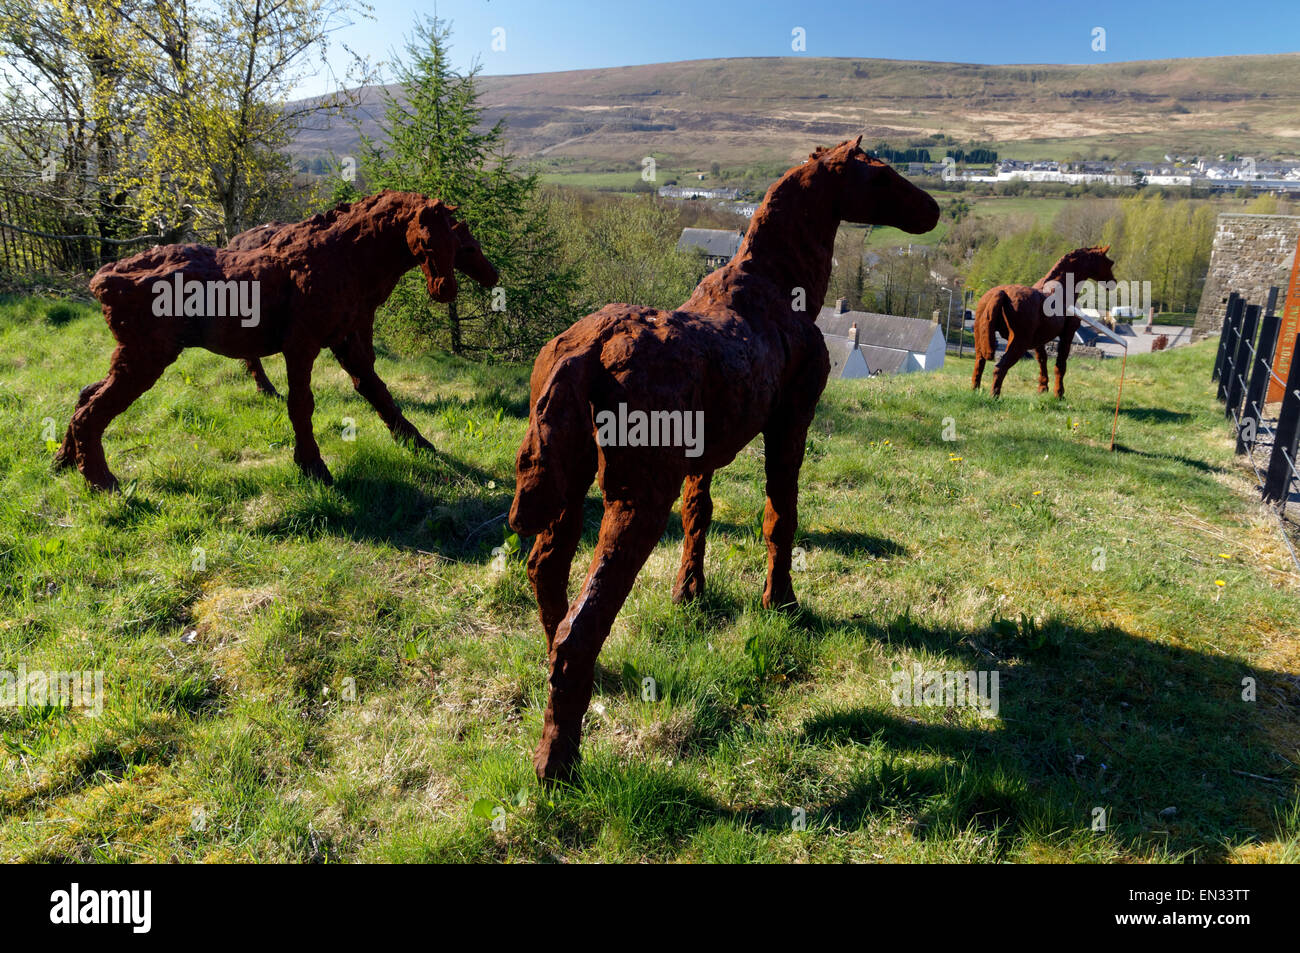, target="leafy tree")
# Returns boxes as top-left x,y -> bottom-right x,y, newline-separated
964,223 -> 1074,295
0,0 -> 371,254
565,193 -> 707,312
1102,194 -> 1214,312
362,16 -> 580,359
